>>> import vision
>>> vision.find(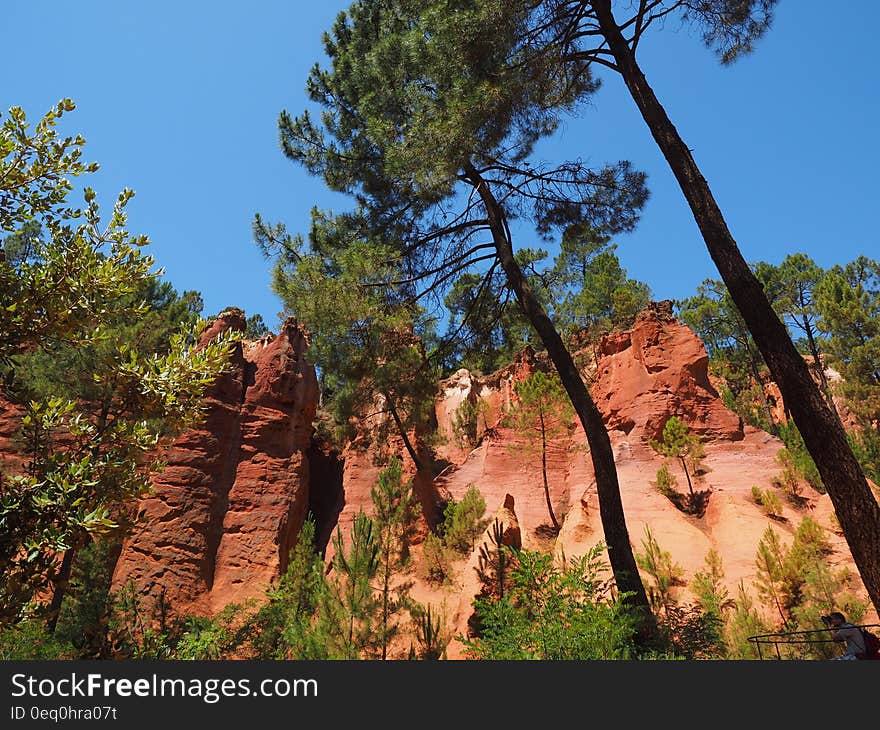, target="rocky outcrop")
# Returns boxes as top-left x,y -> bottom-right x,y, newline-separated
430,302 -> 871,657
591,300 -> 743,442
111,310 -> 319,615
0,394 -> 24,476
